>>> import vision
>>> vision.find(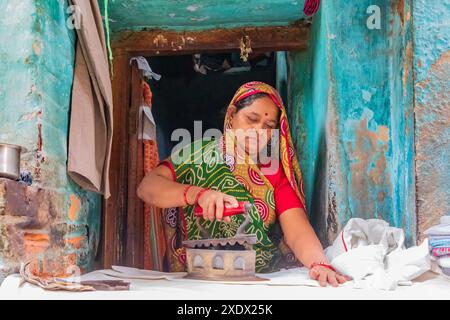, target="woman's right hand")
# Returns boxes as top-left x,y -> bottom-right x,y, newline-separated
196,190 -> 239,223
